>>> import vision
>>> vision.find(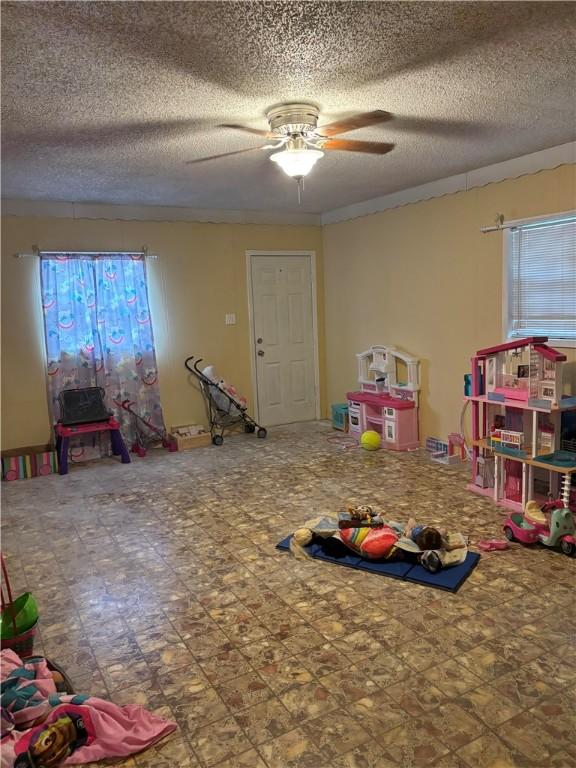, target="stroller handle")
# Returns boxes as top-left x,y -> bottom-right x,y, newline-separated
185,356 -> 205,376
113,397 -> 136,411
